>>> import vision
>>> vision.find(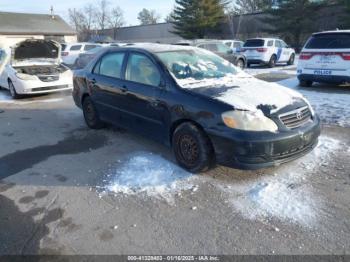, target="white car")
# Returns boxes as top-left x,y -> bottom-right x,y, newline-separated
61,42 -> 102,66
0,39 -> 73,99
297,30 -> 350,87
241,38 -> 296,68
222,40 -> 244,53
